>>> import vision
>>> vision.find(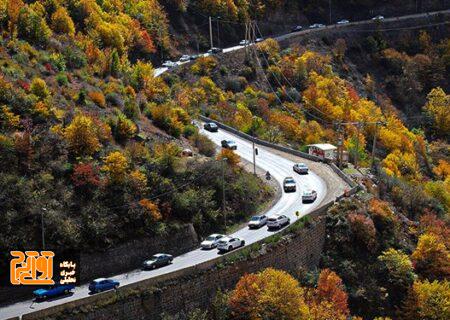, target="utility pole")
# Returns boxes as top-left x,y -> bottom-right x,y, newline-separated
329,0 -> 332,24
41,208 -> 47,250
209,16 -> 213,49
371,121 -> 382,169
355,123 -> 361,169
253,140 -> 257,175
221,158 -> 228,231
216,17 -> 220,48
